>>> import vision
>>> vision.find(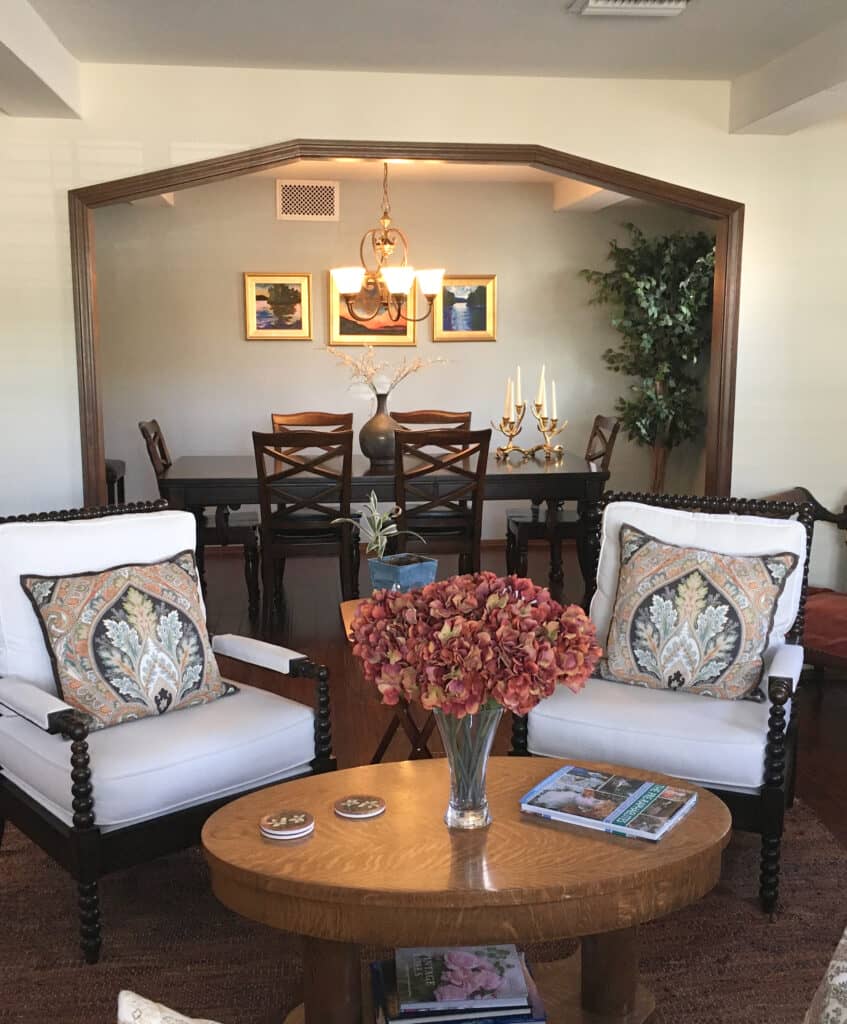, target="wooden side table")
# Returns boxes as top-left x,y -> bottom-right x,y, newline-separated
203,758 -> 731,1024
340,599 -> 439,762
